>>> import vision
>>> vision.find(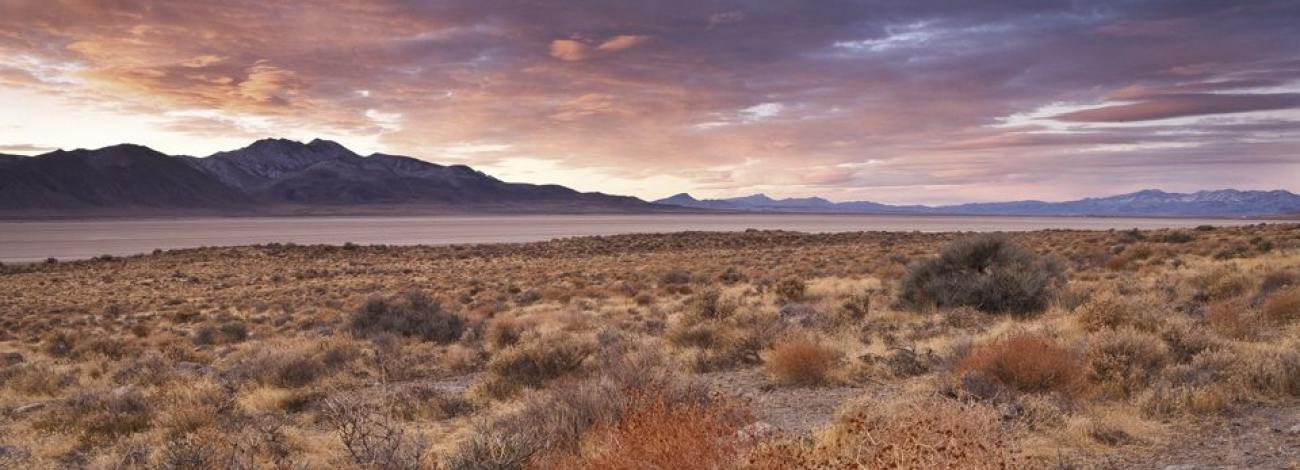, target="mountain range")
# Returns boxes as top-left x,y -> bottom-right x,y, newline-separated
655,189 -> 1300,218
2,138 -> 1297,218
0,139 -> 661,216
